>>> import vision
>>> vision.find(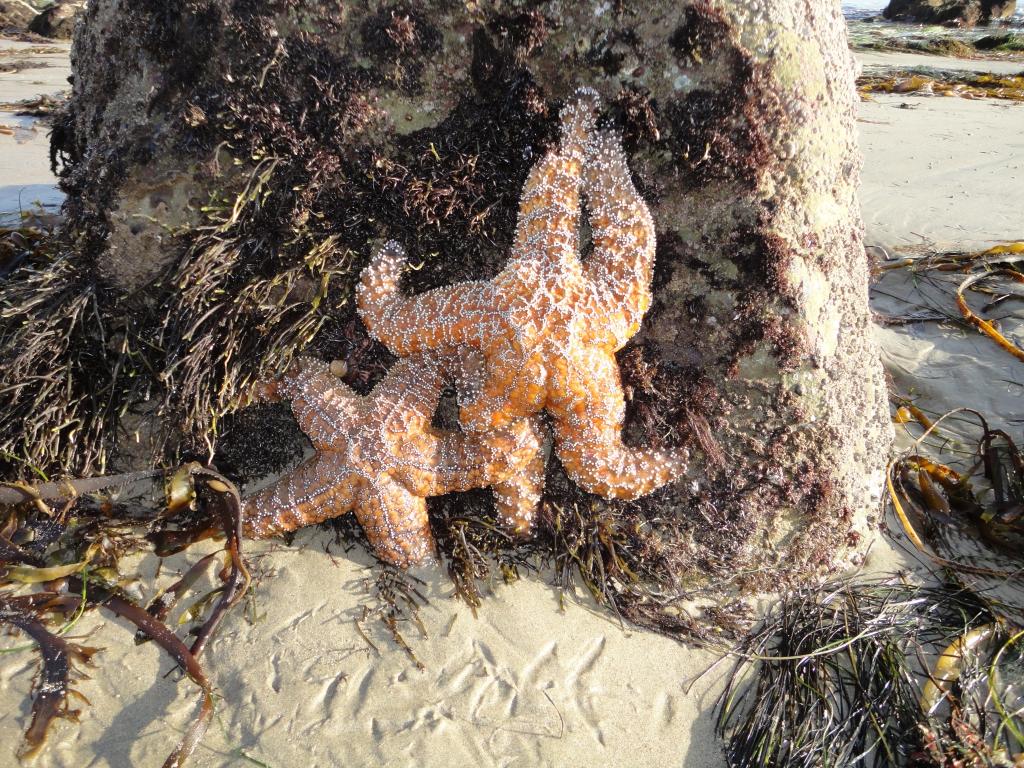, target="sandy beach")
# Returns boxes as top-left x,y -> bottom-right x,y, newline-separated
1,31 -> 1021,768
858,52 -> 1024,254
0,38 -> 66,226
